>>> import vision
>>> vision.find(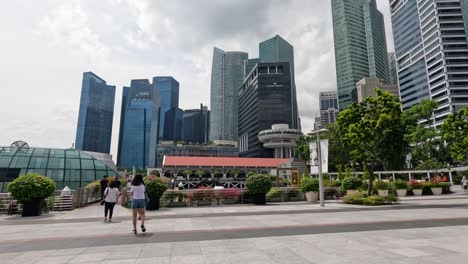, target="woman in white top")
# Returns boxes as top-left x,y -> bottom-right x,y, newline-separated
103,181 -> 121,222
462,177 -> 468,193
130,174 -> 146,234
